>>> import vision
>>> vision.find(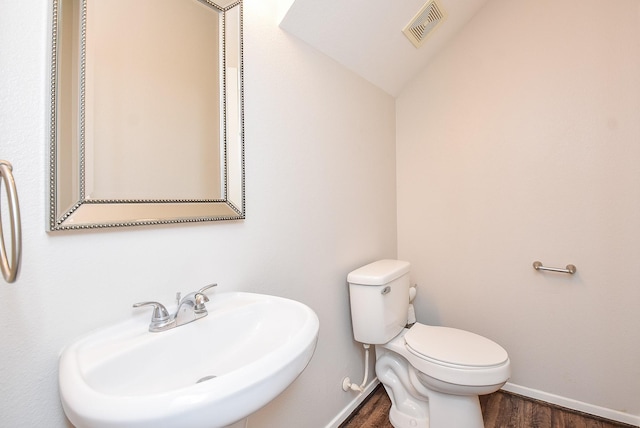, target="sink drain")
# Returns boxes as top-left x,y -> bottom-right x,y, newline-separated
196,375 -> 217,384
